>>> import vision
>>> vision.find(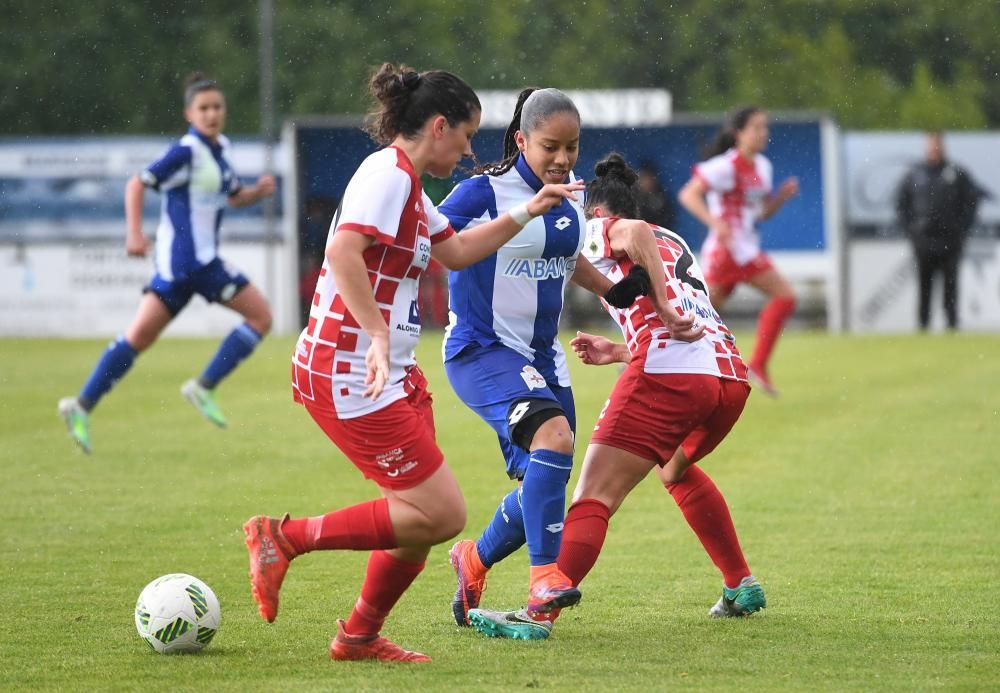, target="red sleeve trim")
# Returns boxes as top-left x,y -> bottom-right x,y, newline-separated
601,217 -> 621,258
429,224 -> 456,245
337,222 -> 396,247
